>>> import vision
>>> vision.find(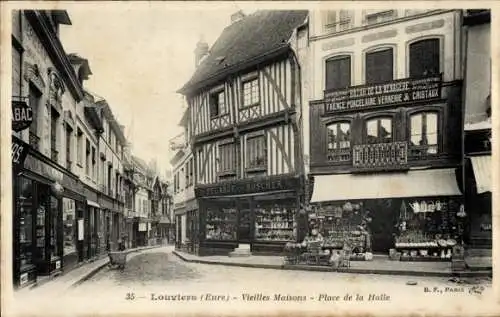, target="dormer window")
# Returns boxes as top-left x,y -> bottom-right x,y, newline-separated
209,90 -> 226,118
